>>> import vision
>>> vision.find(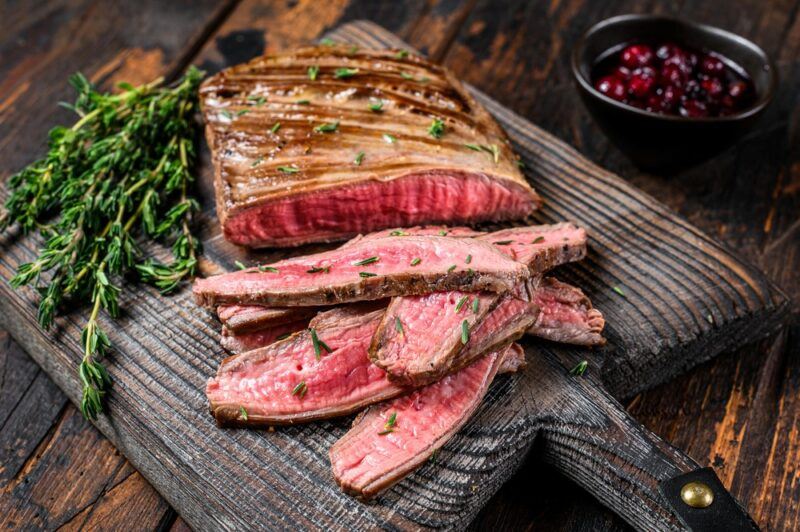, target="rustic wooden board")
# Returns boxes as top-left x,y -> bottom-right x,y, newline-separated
0,20 -> 789,531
